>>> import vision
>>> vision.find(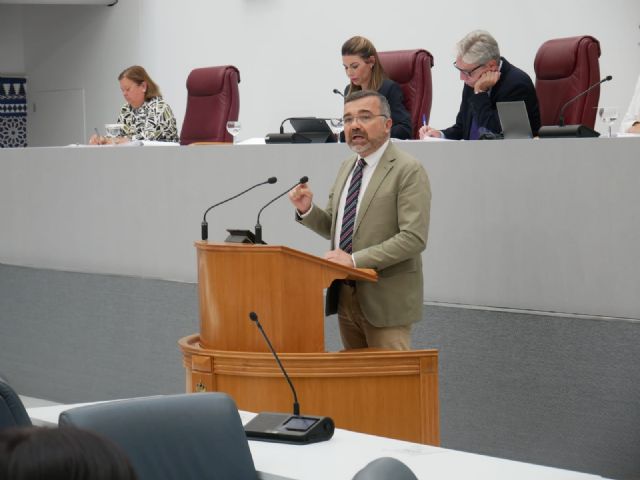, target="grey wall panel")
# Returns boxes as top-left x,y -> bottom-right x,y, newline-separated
414,308 -> 640,480
1,263 -> 639,478
0,264 -> 197,402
